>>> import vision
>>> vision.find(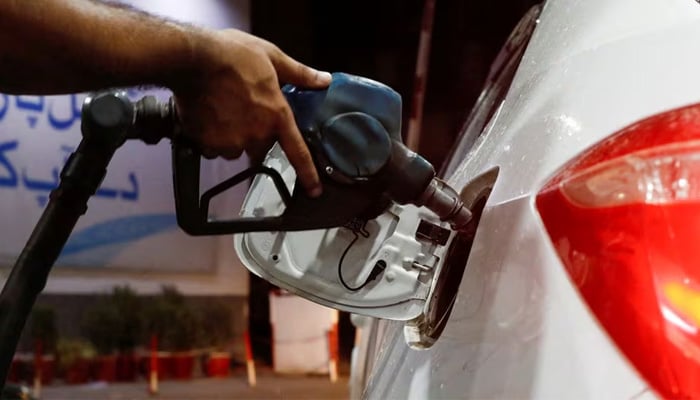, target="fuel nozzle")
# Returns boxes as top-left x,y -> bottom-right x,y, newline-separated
417,178 -> 472,231
379,139 -> 472,232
